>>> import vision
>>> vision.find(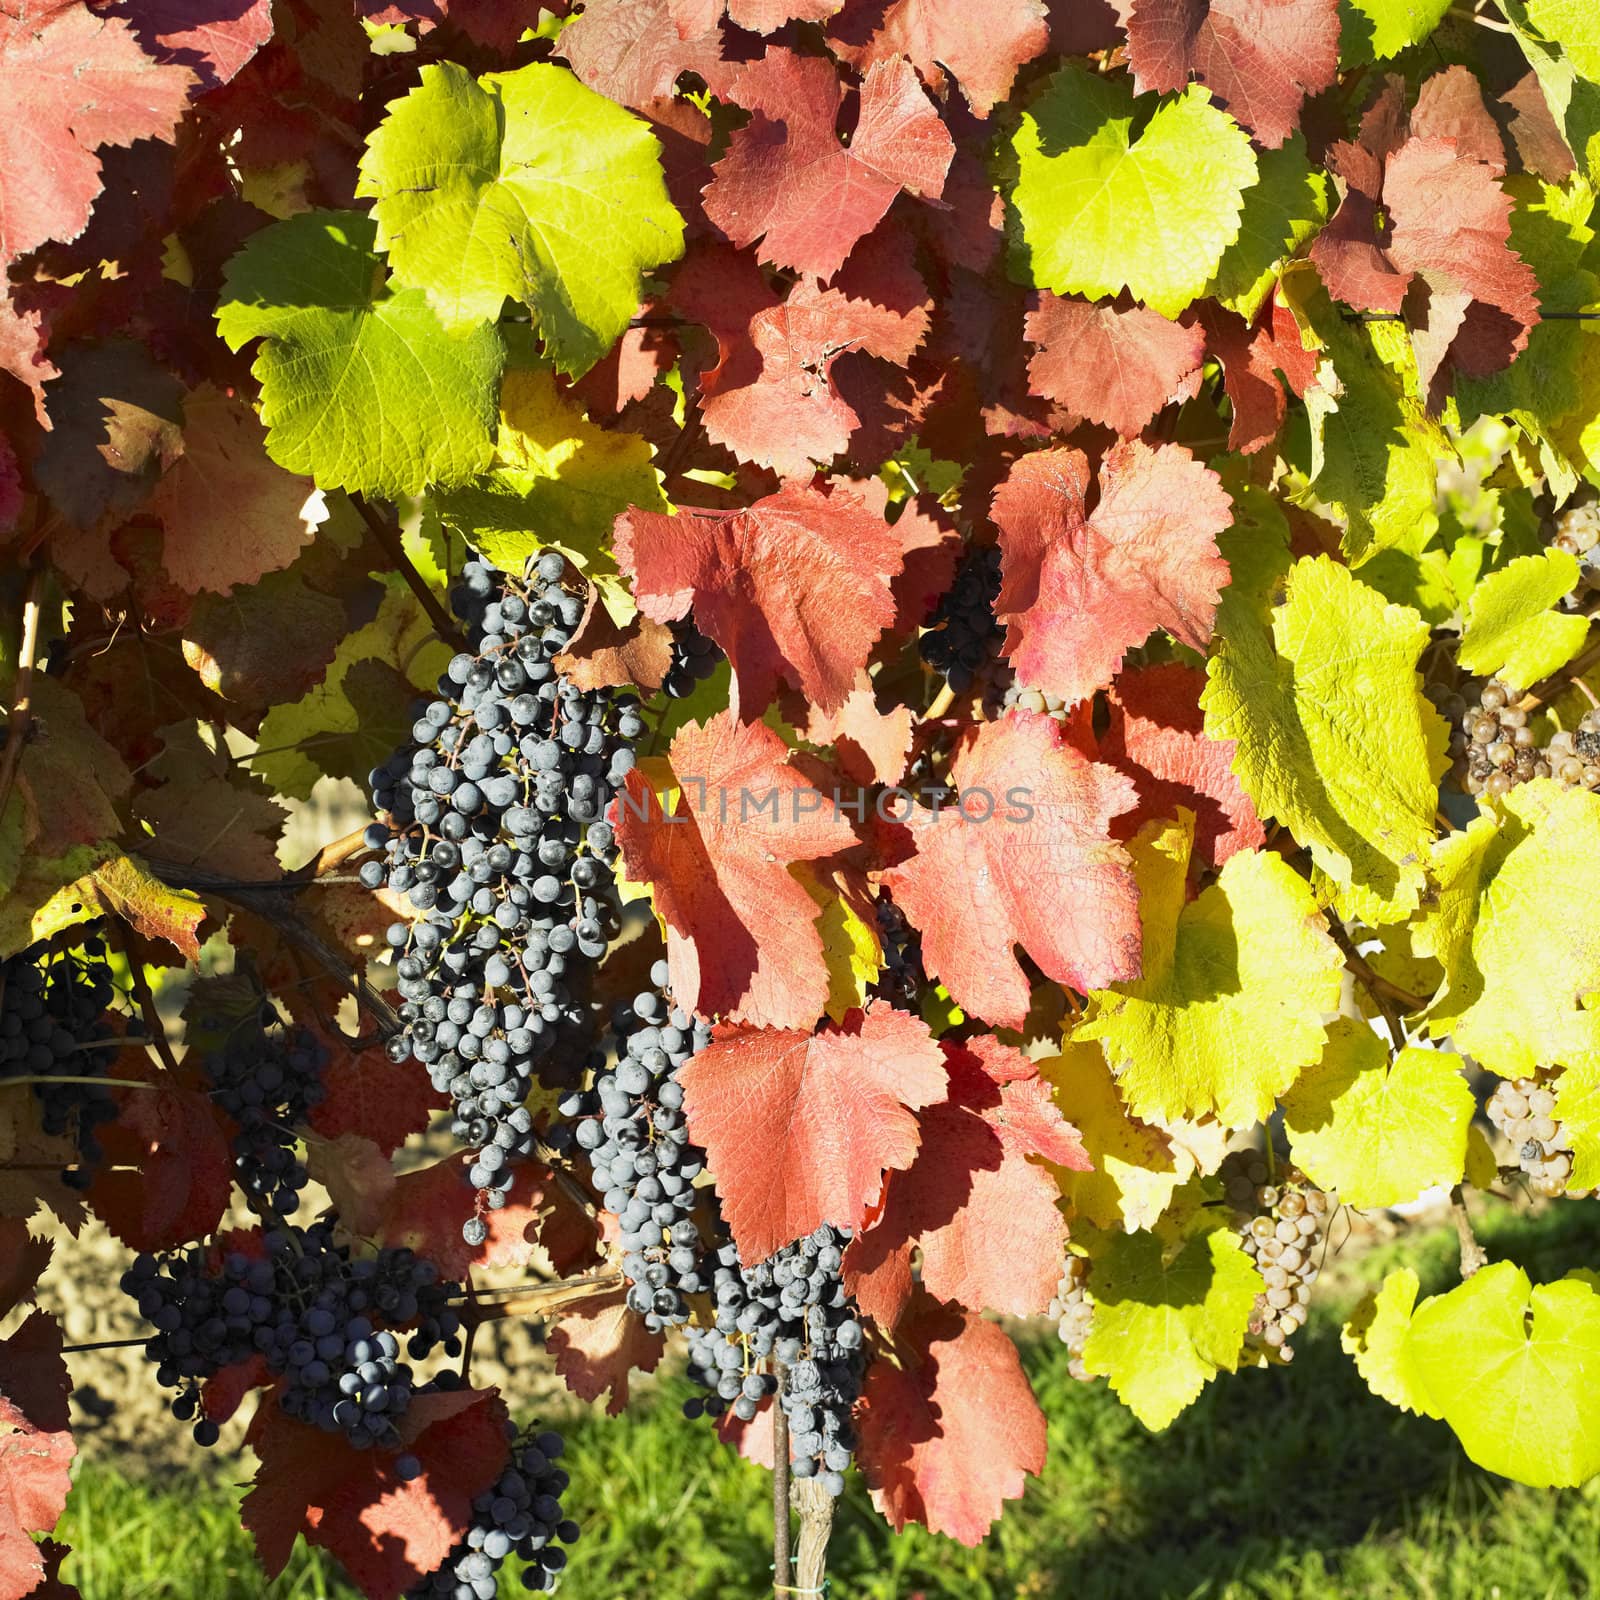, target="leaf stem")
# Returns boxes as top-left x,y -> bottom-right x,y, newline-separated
1450,1184 -> 1487,1278
0,563 -> 46,829
354,496 -> 467,652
